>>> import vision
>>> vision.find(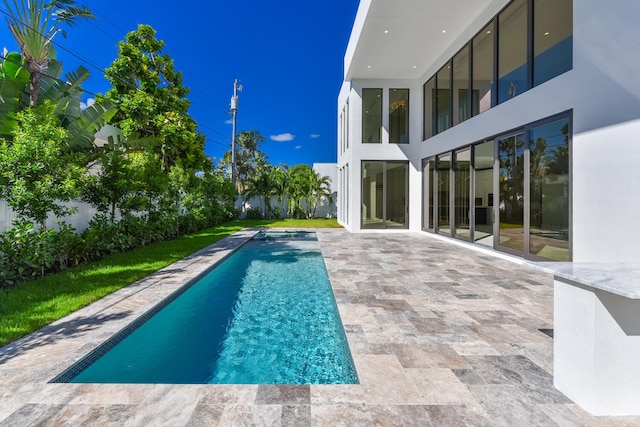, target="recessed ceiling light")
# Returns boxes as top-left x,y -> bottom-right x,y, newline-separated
544,31 -> 550,36
412,65 -> 417,69
384,30 -> 389,34
442,30 -> 447,34
367,65 -> 371,69
487,30 -> 492,34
